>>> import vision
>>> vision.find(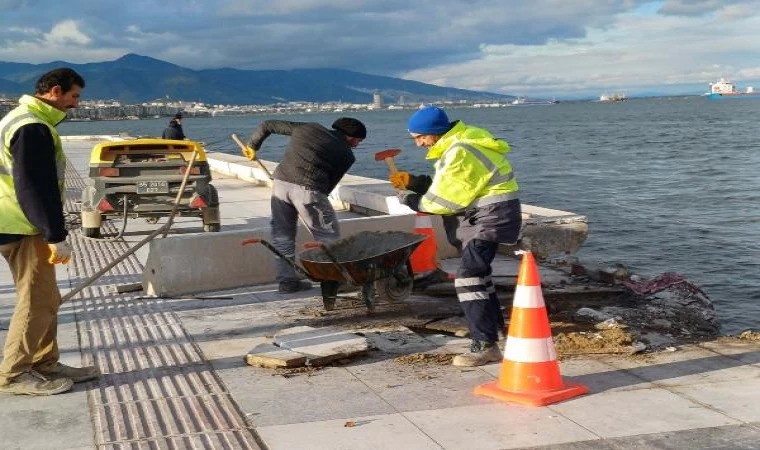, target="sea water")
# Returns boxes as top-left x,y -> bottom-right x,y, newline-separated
59,96 -> 760,334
